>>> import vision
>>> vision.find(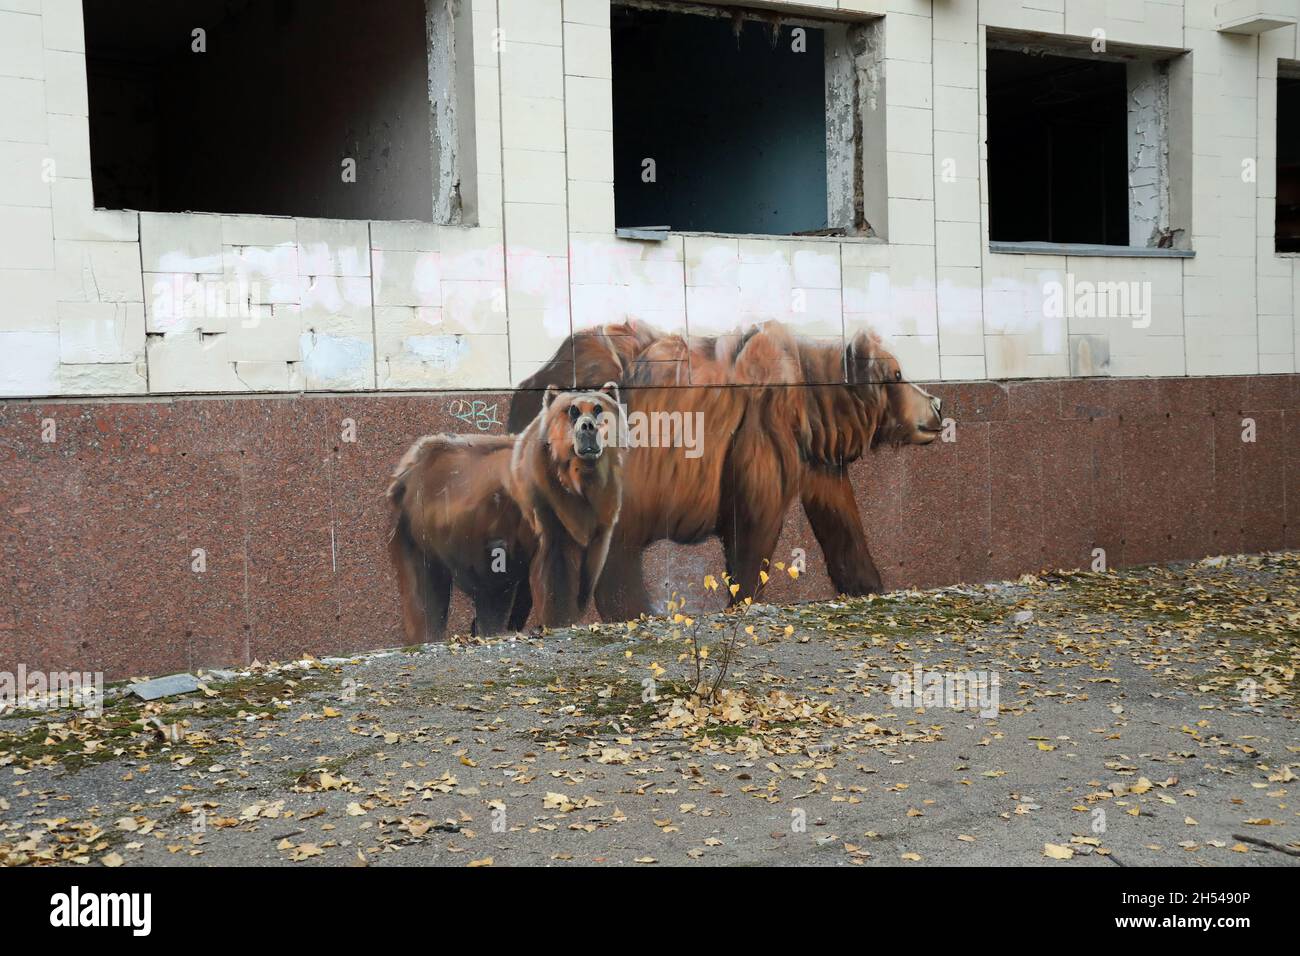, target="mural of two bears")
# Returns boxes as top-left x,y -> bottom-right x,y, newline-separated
387,383 -> 622,641
389,320 -> 944,640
